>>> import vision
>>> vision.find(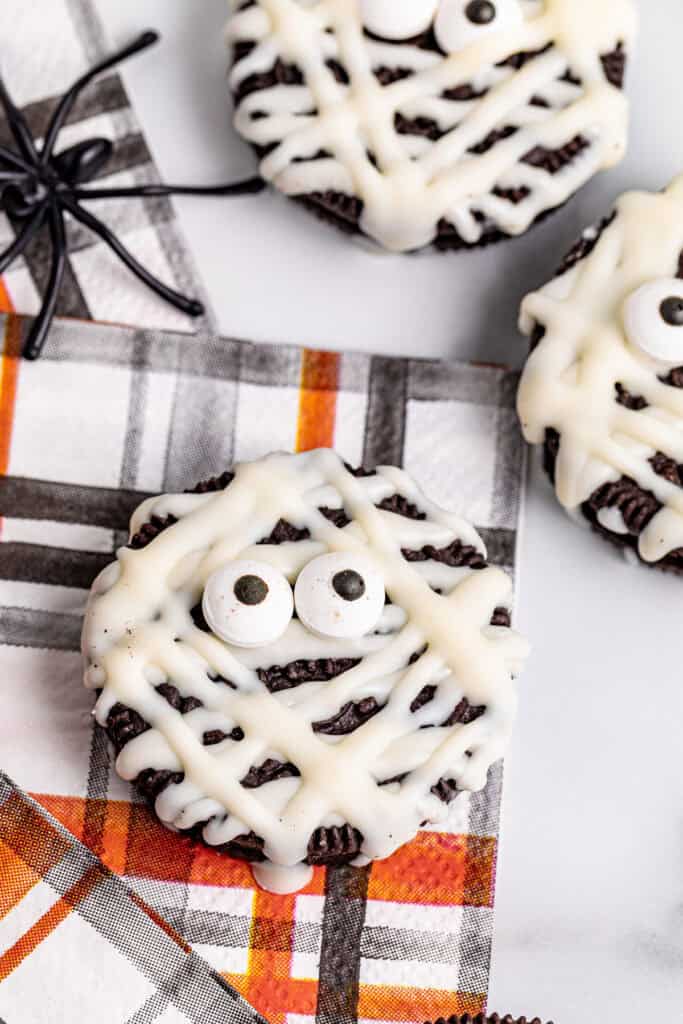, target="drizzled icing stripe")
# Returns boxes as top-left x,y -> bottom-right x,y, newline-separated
226,0 -> 636,252
82,450 -> 527,892
518,175 -> 683,564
